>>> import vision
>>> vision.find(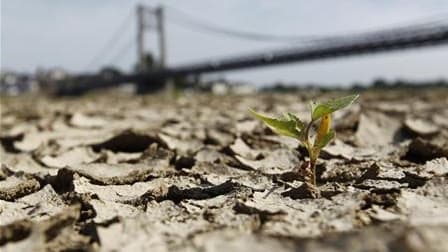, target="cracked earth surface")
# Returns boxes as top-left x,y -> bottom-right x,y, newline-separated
1,88 -> 447,251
